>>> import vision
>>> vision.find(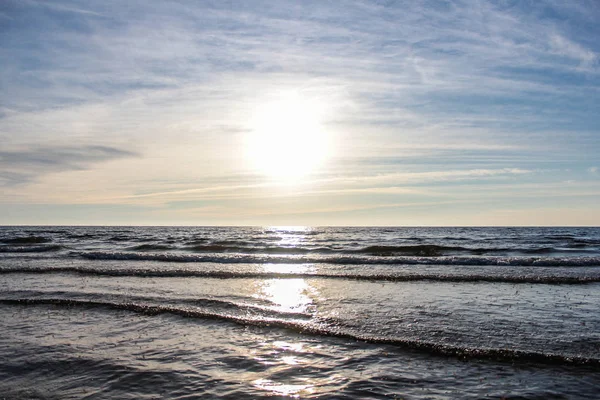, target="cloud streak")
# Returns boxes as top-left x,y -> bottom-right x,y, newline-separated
0,145 -> 137,186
